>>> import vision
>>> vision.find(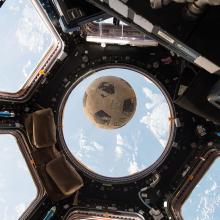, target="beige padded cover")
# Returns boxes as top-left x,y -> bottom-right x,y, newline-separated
25,108 -> 57,148
46,154 -> 84,196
